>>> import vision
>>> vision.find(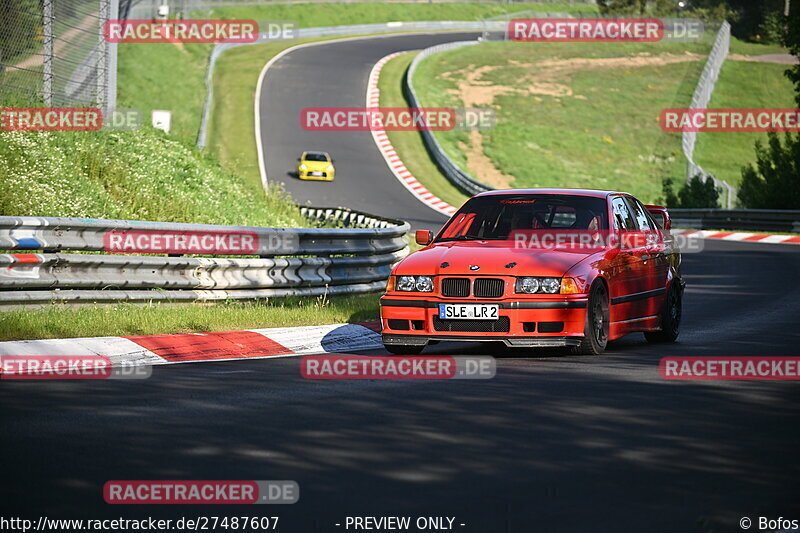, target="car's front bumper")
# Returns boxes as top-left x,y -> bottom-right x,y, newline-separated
380,296 -> 588,347
298,170 -> 333,181
382,333 -> 582,348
